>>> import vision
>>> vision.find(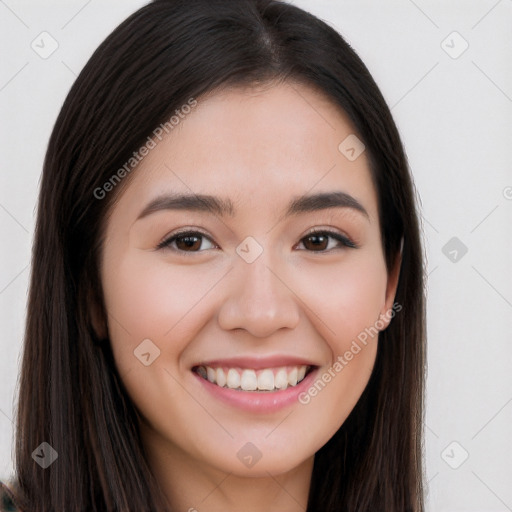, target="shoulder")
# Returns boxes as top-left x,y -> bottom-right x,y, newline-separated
0,479 -> 22,512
